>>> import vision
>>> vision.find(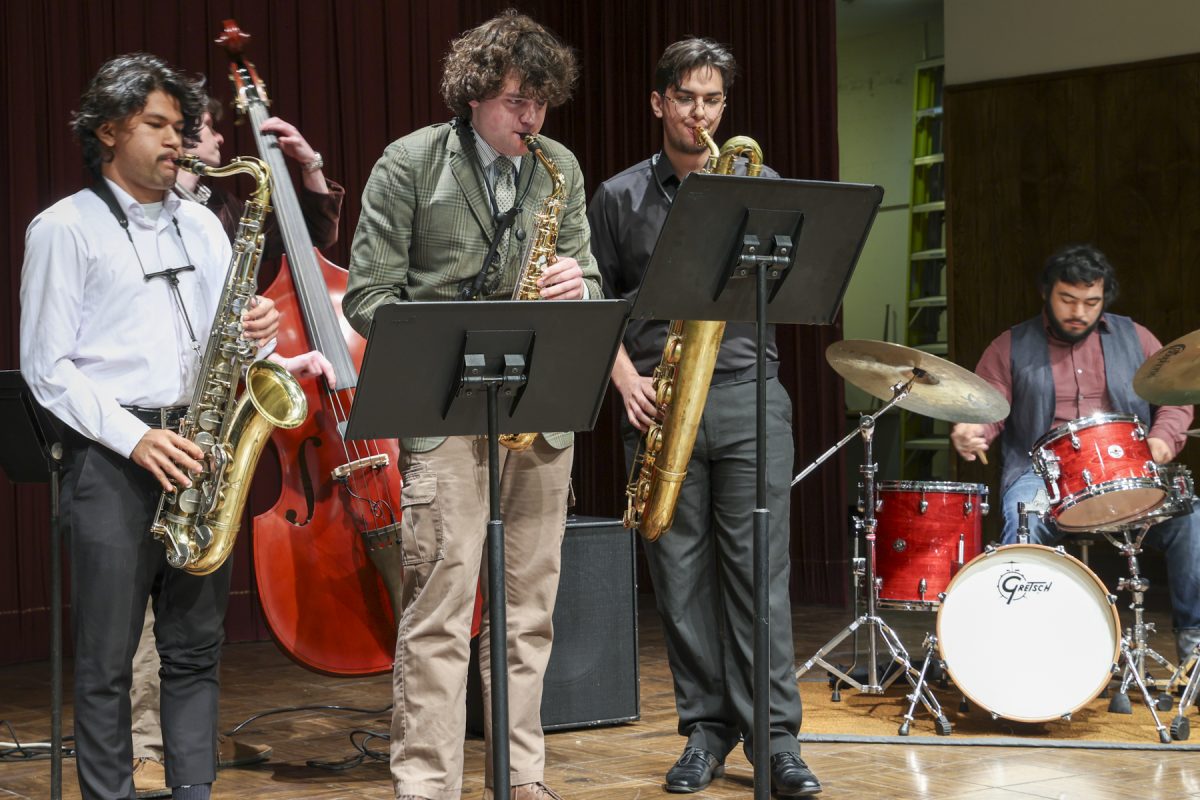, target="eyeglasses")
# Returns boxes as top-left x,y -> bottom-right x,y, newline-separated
662,93 -> 726,114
